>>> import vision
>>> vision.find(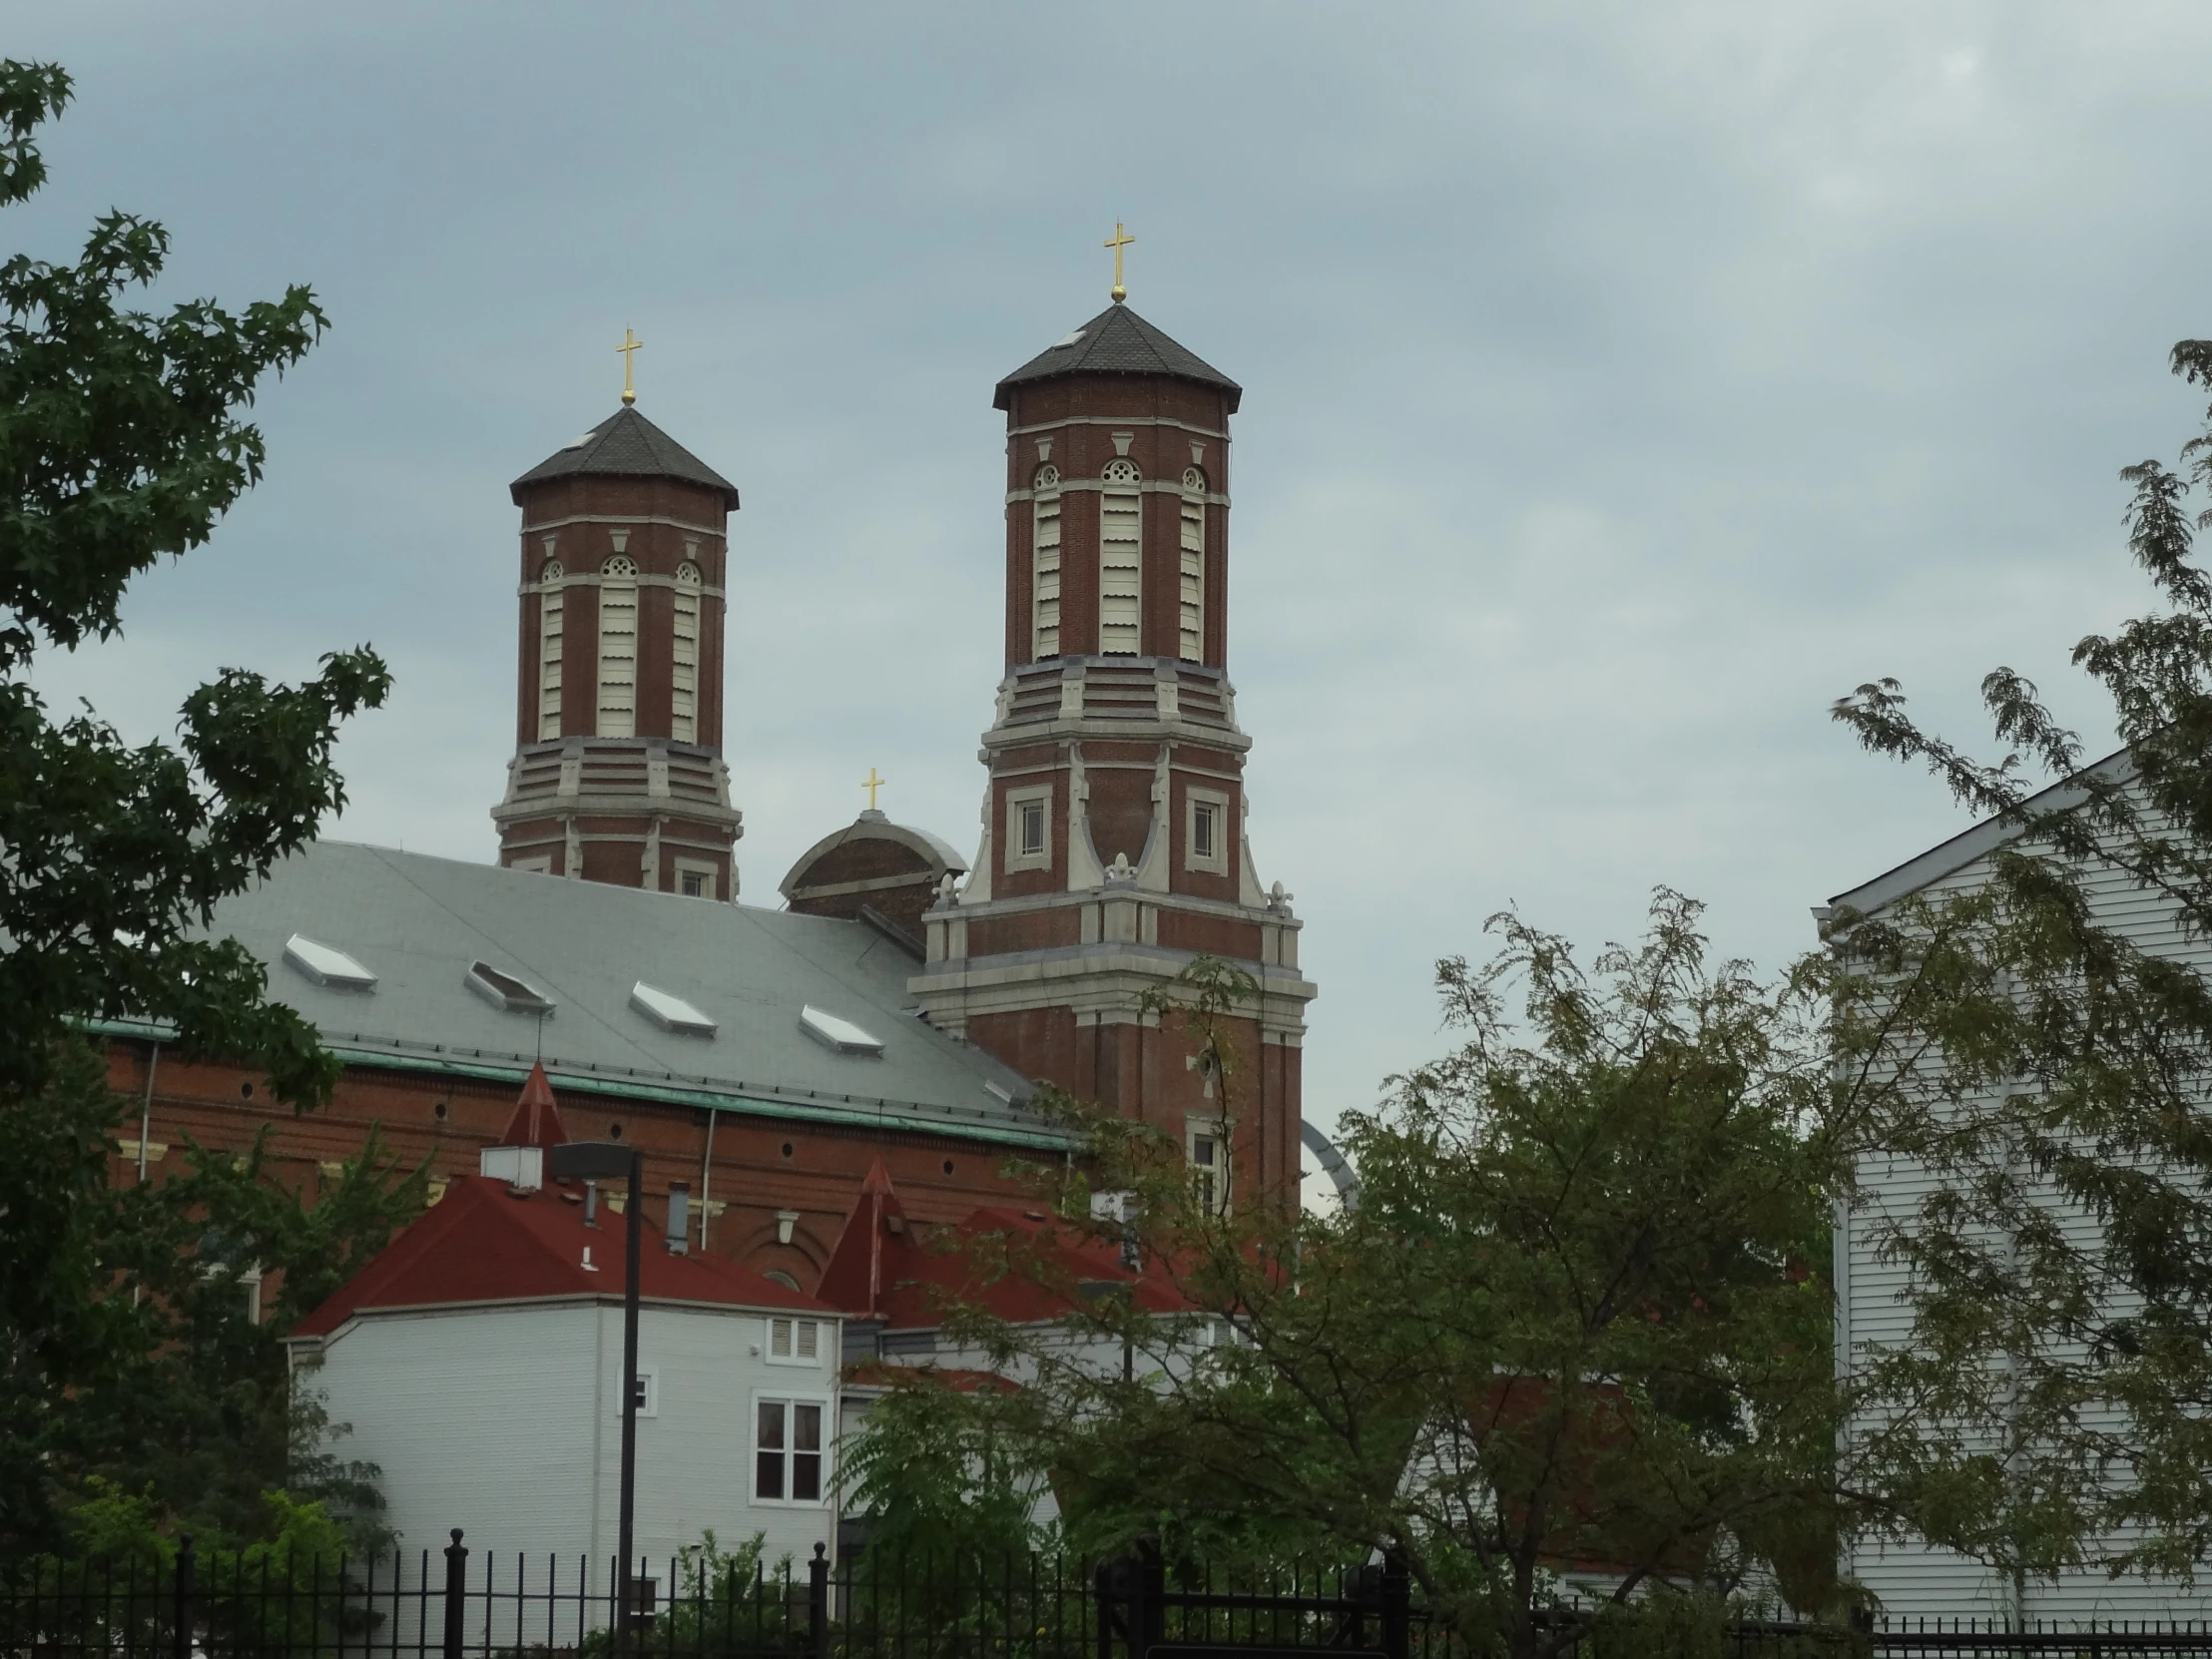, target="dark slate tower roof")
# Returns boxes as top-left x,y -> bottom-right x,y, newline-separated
509,406 -> 741,509
993,304 -> 1242,413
